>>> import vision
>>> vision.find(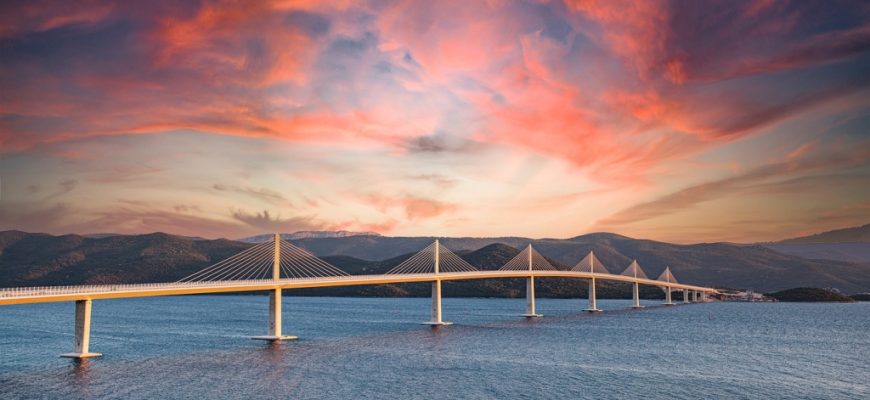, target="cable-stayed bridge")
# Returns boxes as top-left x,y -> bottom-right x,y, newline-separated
0,235 -> 716,359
